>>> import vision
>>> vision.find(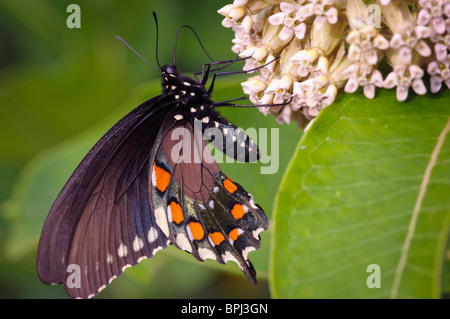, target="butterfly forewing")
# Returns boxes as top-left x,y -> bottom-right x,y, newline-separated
37,96 -> 173,298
